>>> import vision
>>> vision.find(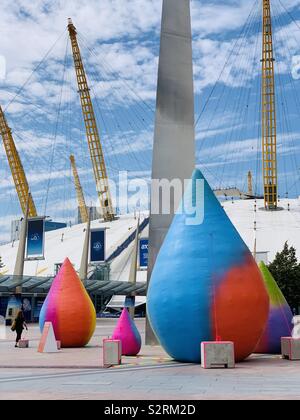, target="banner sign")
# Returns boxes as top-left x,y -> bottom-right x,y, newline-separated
139,238 -> 149,269
90,228 -> 106,263
26,218 -> 45,260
